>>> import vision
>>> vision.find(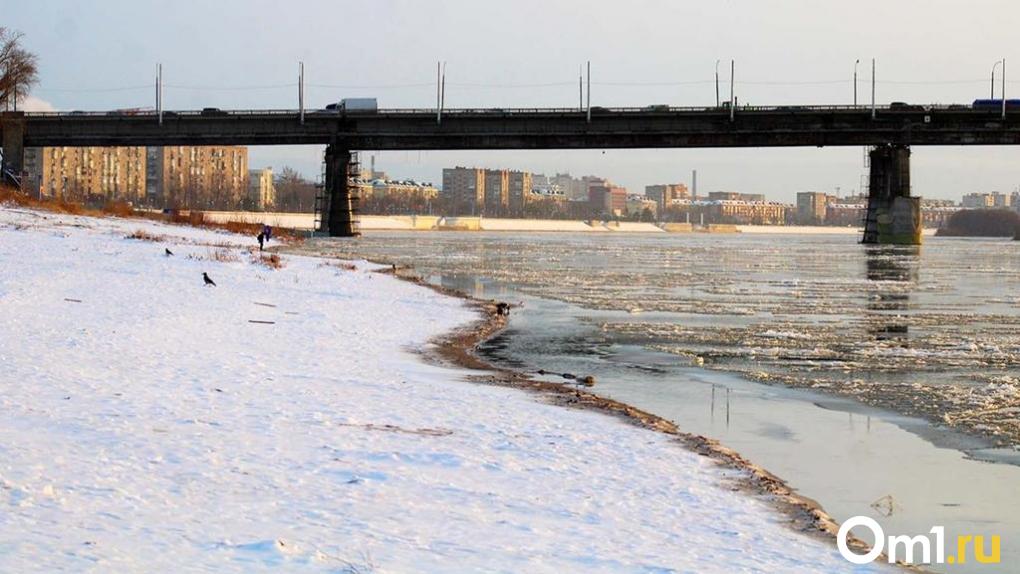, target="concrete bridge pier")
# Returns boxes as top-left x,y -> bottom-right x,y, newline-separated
862,144 -> 922,245
1,113 -> 26,187
322,145 -> 360,237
